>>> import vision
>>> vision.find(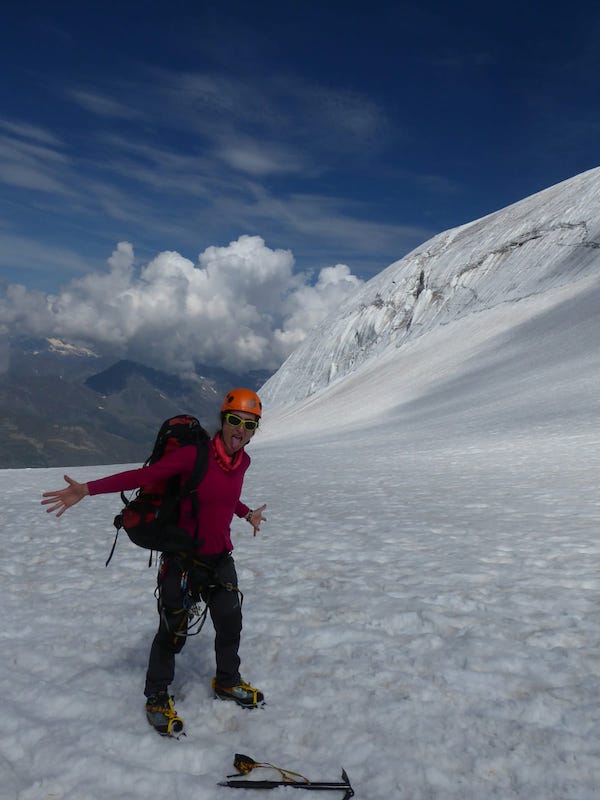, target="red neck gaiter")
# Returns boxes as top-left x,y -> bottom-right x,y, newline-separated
211,432 -> 244,472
